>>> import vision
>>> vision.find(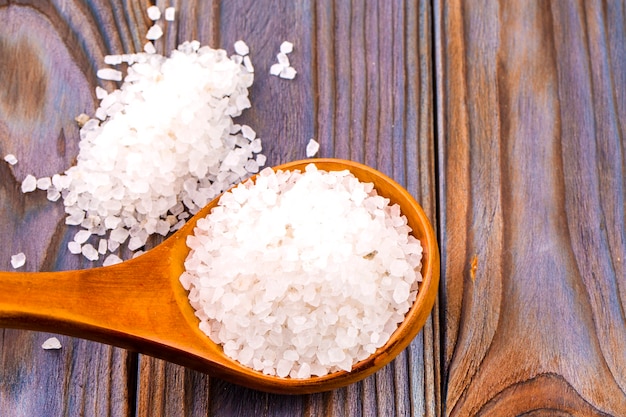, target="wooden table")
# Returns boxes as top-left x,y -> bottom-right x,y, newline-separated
0,0 -> 624,415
